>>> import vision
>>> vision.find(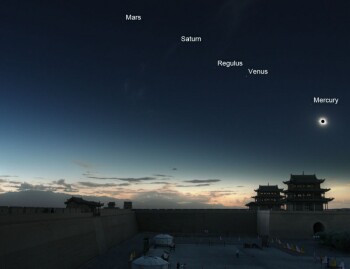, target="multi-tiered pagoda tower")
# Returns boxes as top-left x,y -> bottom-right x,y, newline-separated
246,185 -> 285,210
283,174 -> 334,211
